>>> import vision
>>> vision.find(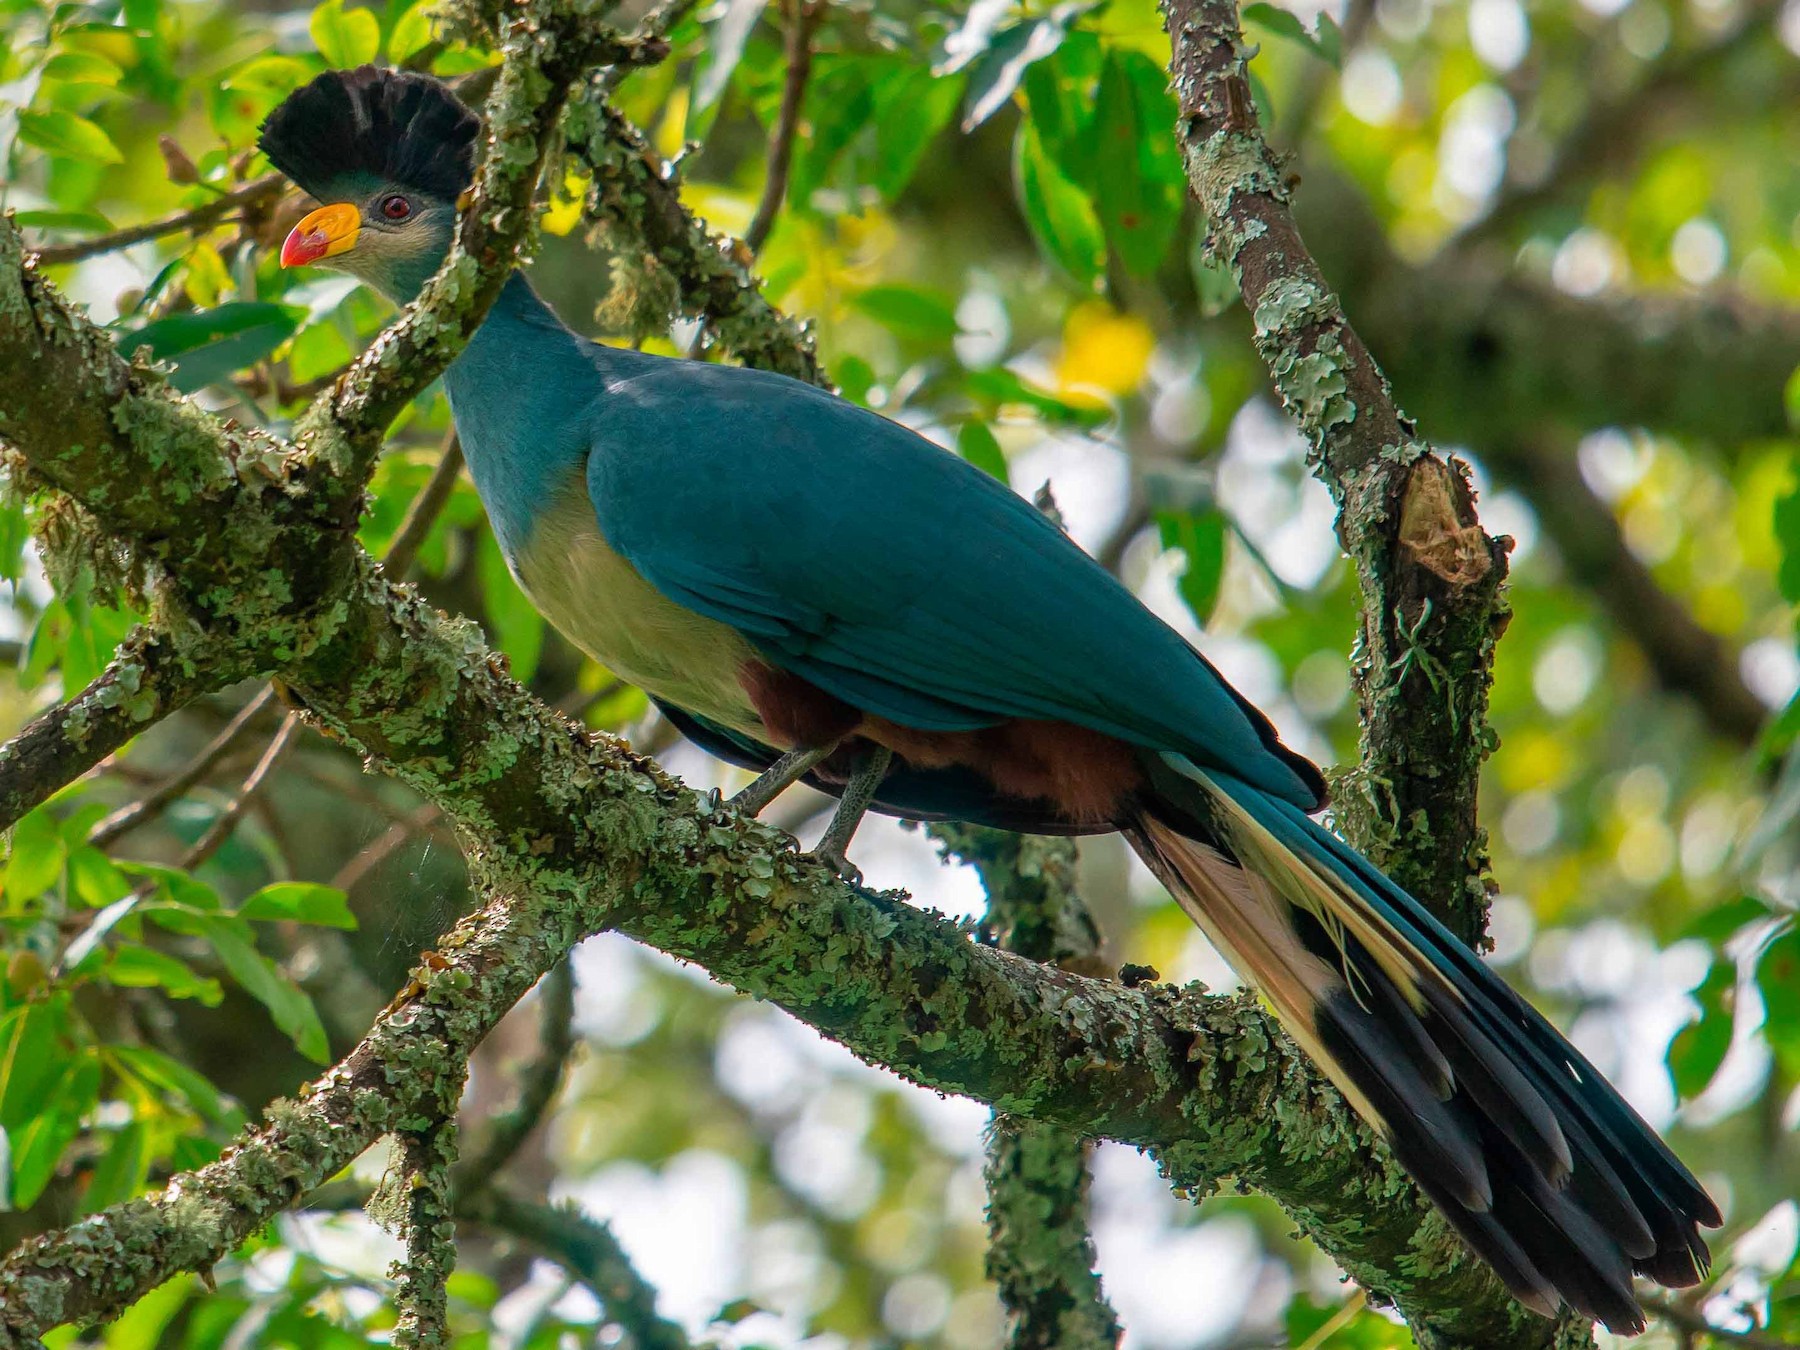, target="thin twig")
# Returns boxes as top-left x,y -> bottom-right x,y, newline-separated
385,433 -> 465,580
1643,1296 -> 1795,1350
742,0 -> 822,257
176,711 -> 301,872
89,686 -> 278,848
32,176 -> 285,265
